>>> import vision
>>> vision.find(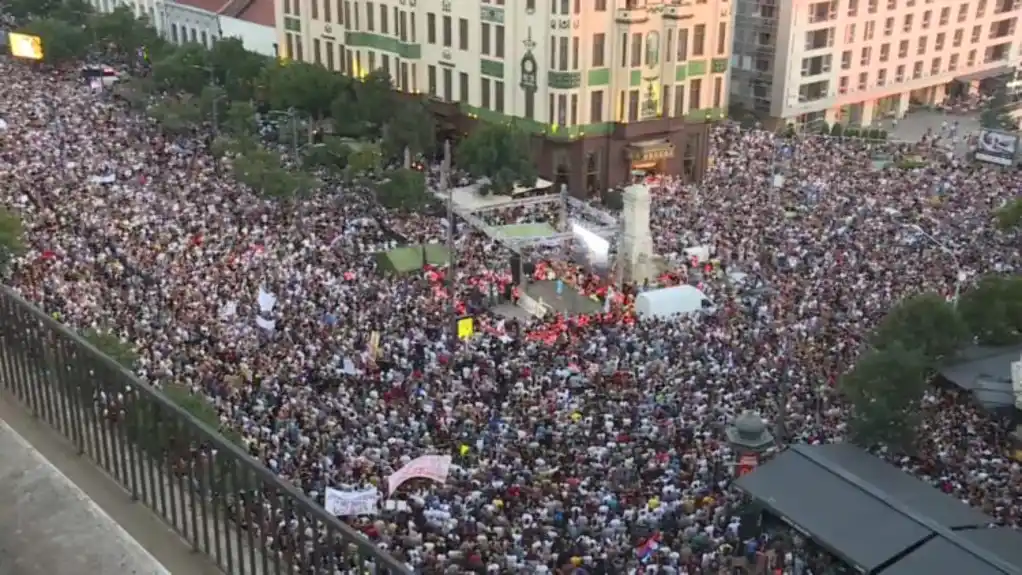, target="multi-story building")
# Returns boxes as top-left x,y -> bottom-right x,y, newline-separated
732,0 -> 1022,128
275,0 -> 731,192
